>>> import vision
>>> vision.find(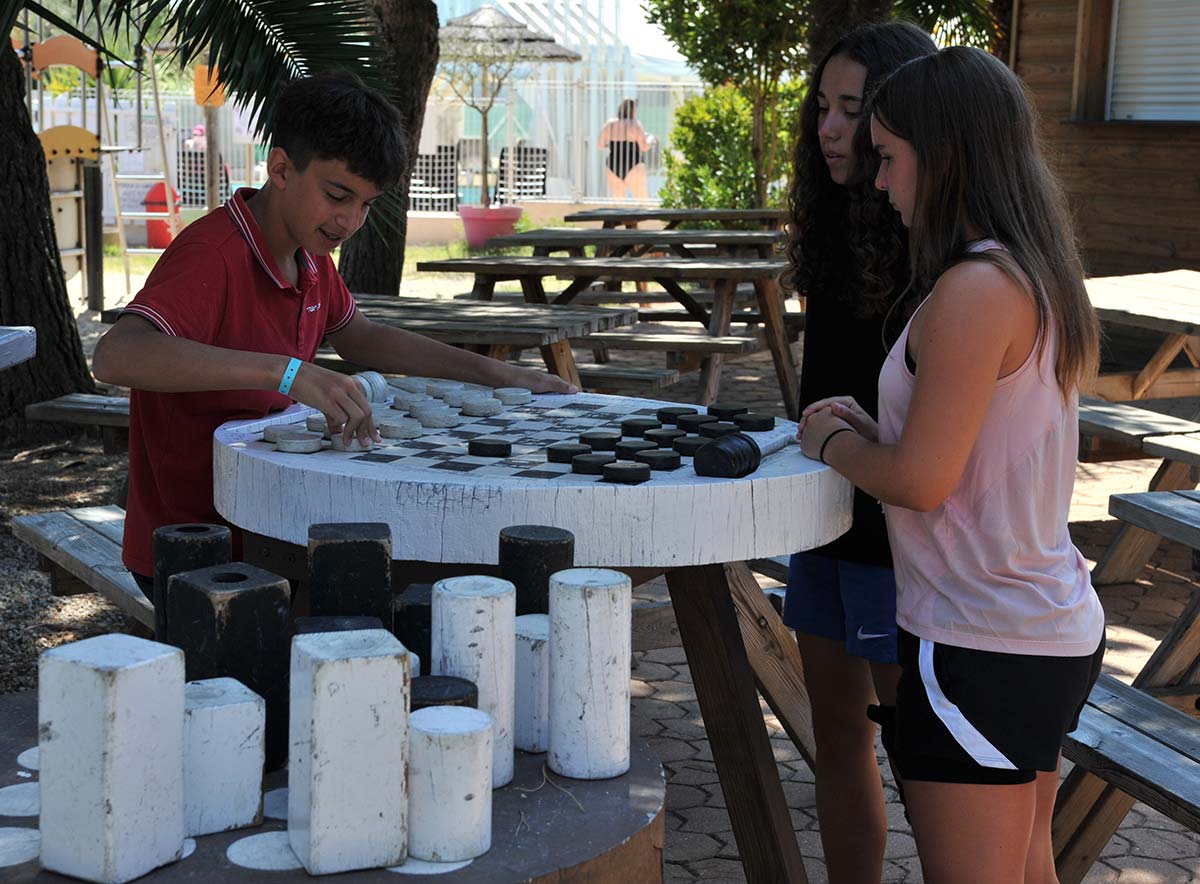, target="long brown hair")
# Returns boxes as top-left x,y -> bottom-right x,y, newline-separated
867,47 -> 1099,393
783,21 -> 937,319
